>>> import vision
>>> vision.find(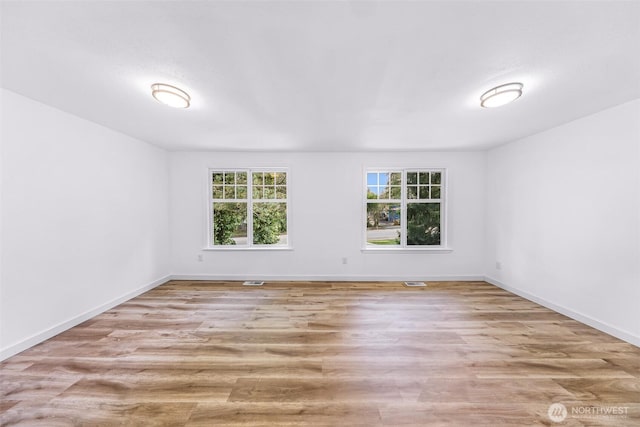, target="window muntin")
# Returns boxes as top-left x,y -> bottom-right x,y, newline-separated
210,169 -> 288,247
365,169 -> 444,248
